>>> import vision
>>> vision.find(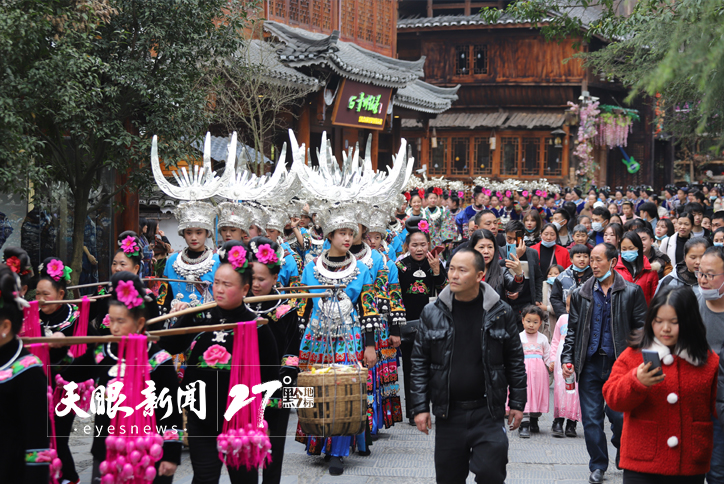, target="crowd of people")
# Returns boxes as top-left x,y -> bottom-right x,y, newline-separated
4,171 -> 724,484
